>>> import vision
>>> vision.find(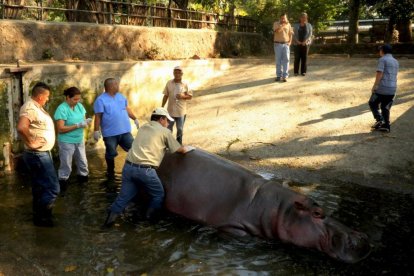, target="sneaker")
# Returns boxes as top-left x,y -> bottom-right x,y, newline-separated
275,77 -> 281,82
371,121 -> 383,130
301,73 -> 306,76
294,73 -> 299,76
282,78 -> 287,82
378,123 -> 390,132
